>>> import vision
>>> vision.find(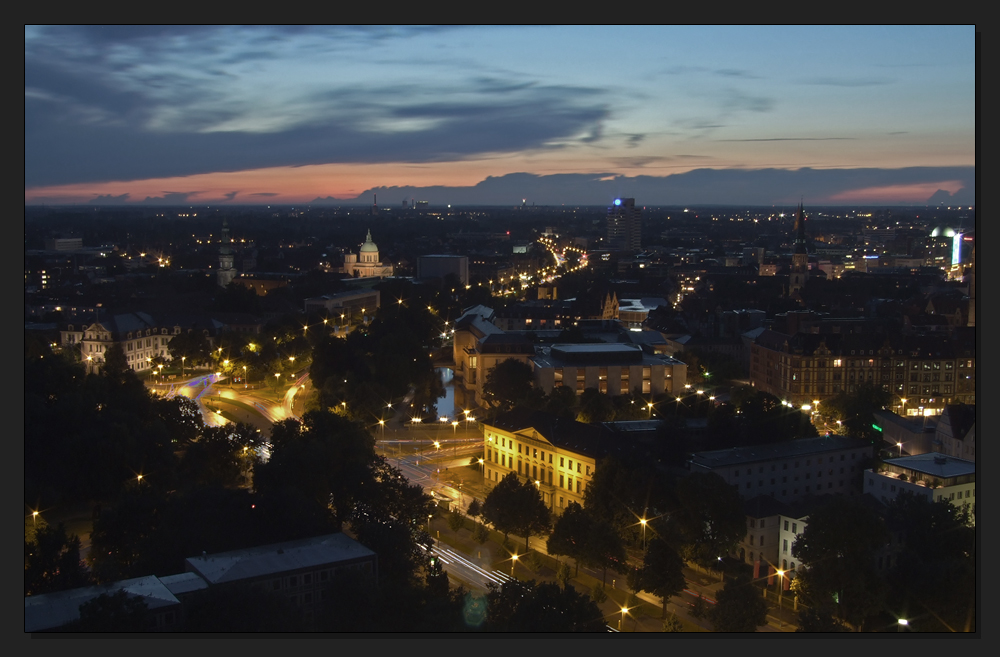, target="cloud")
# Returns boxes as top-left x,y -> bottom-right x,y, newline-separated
139,192 -> 197,204
625,133 -> 645,147
89,193 -> 130,204
719,89 -> 773,113
718,137 -> 856,142
714,68 -> 760,79
250,192 -> 280,197
608,156 -> 674,168
222,191 -> 239,201
798,77 -> 893,87
25,39 -> 612,187
334,167 -> 975,206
